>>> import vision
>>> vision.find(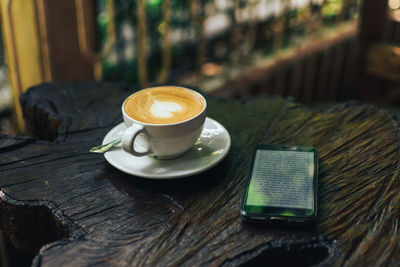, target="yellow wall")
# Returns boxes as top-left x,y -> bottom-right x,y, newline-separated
0,0 -> 46,132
